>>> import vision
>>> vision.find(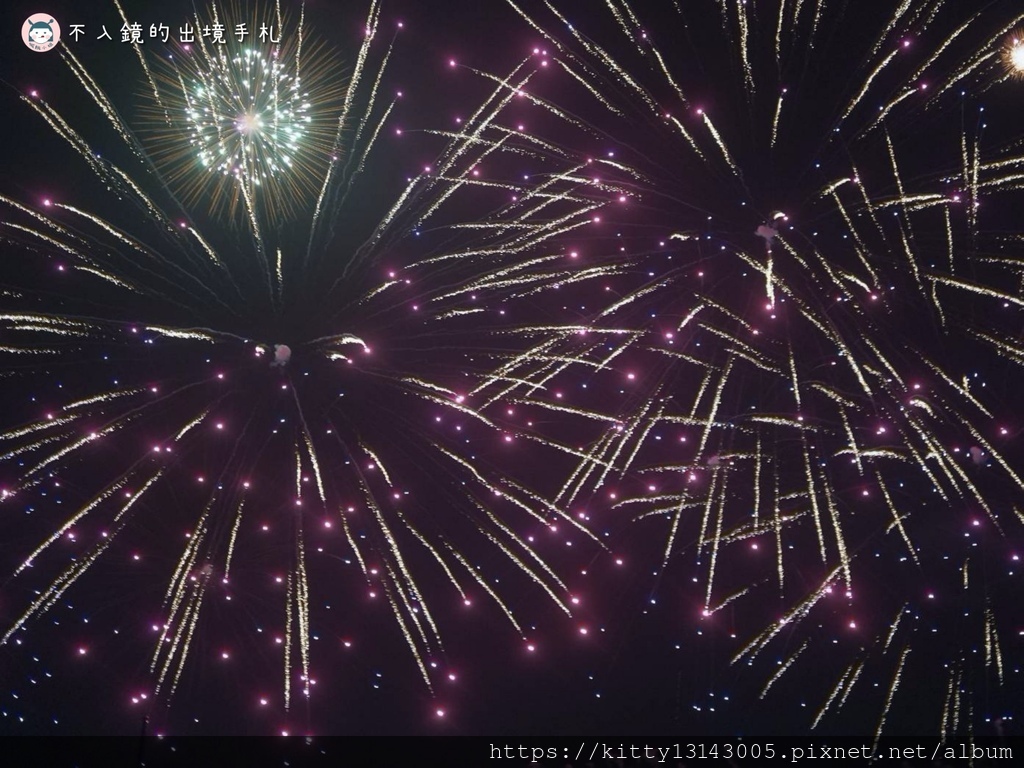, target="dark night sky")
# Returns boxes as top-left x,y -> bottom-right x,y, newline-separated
0,0 -> 1022,749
